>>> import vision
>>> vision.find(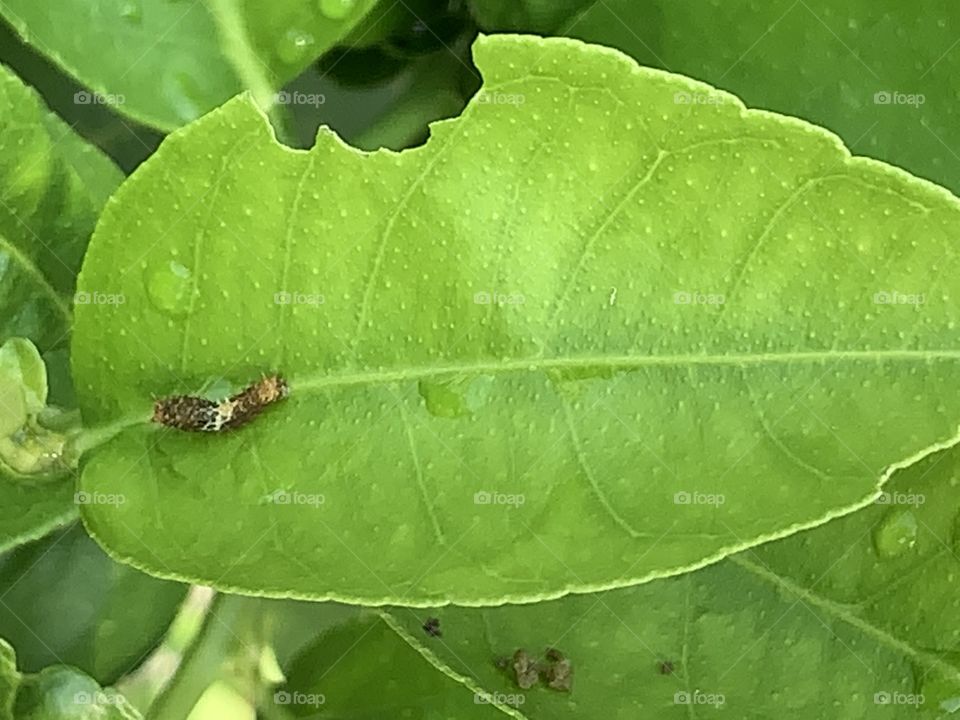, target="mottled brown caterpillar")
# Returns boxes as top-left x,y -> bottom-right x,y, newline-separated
152,374 -> 289,432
